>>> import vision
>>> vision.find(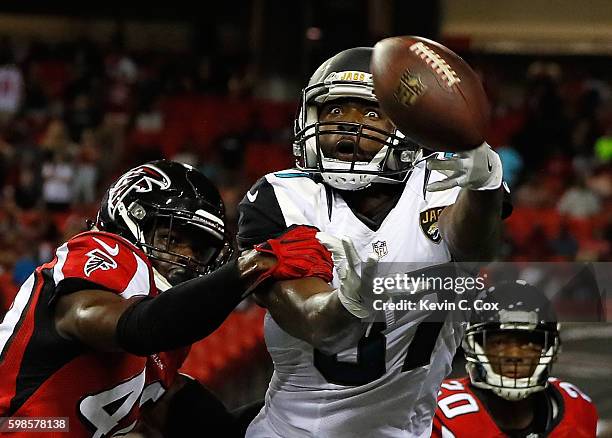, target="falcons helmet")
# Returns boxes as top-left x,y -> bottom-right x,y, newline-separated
96,160 -> 232,285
